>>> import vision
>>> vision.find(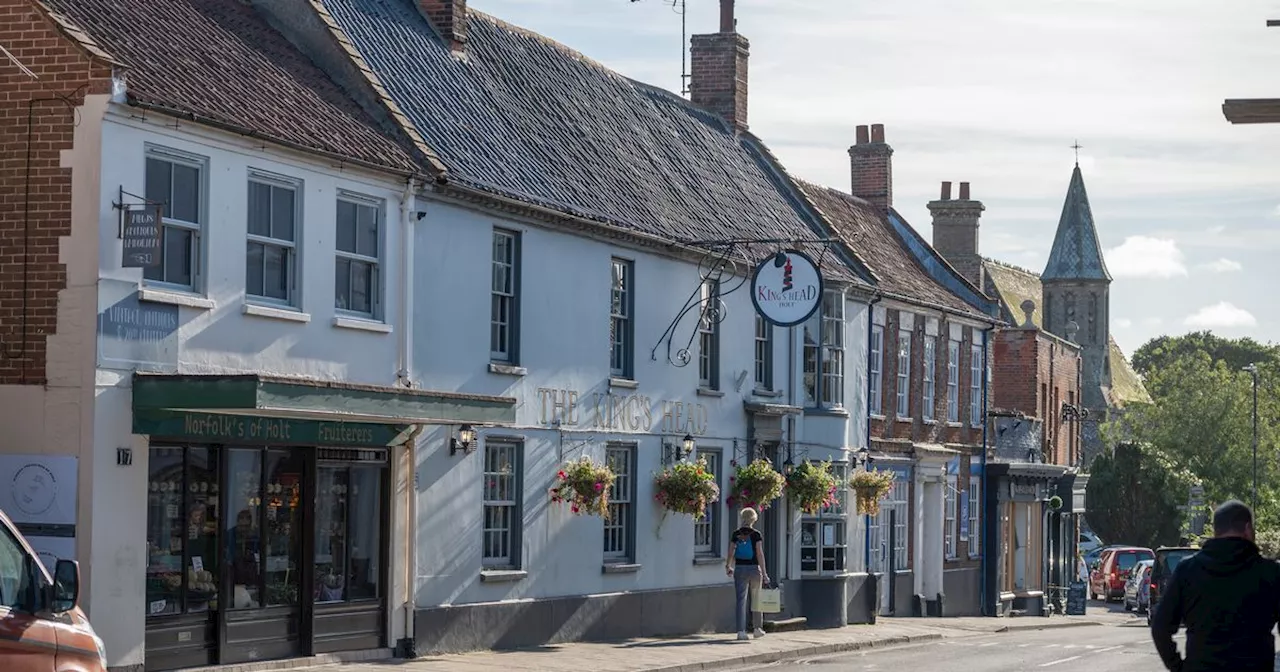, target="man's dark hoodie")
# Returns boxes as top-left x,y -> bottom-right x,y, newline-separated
1150,536 -> 1280,672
